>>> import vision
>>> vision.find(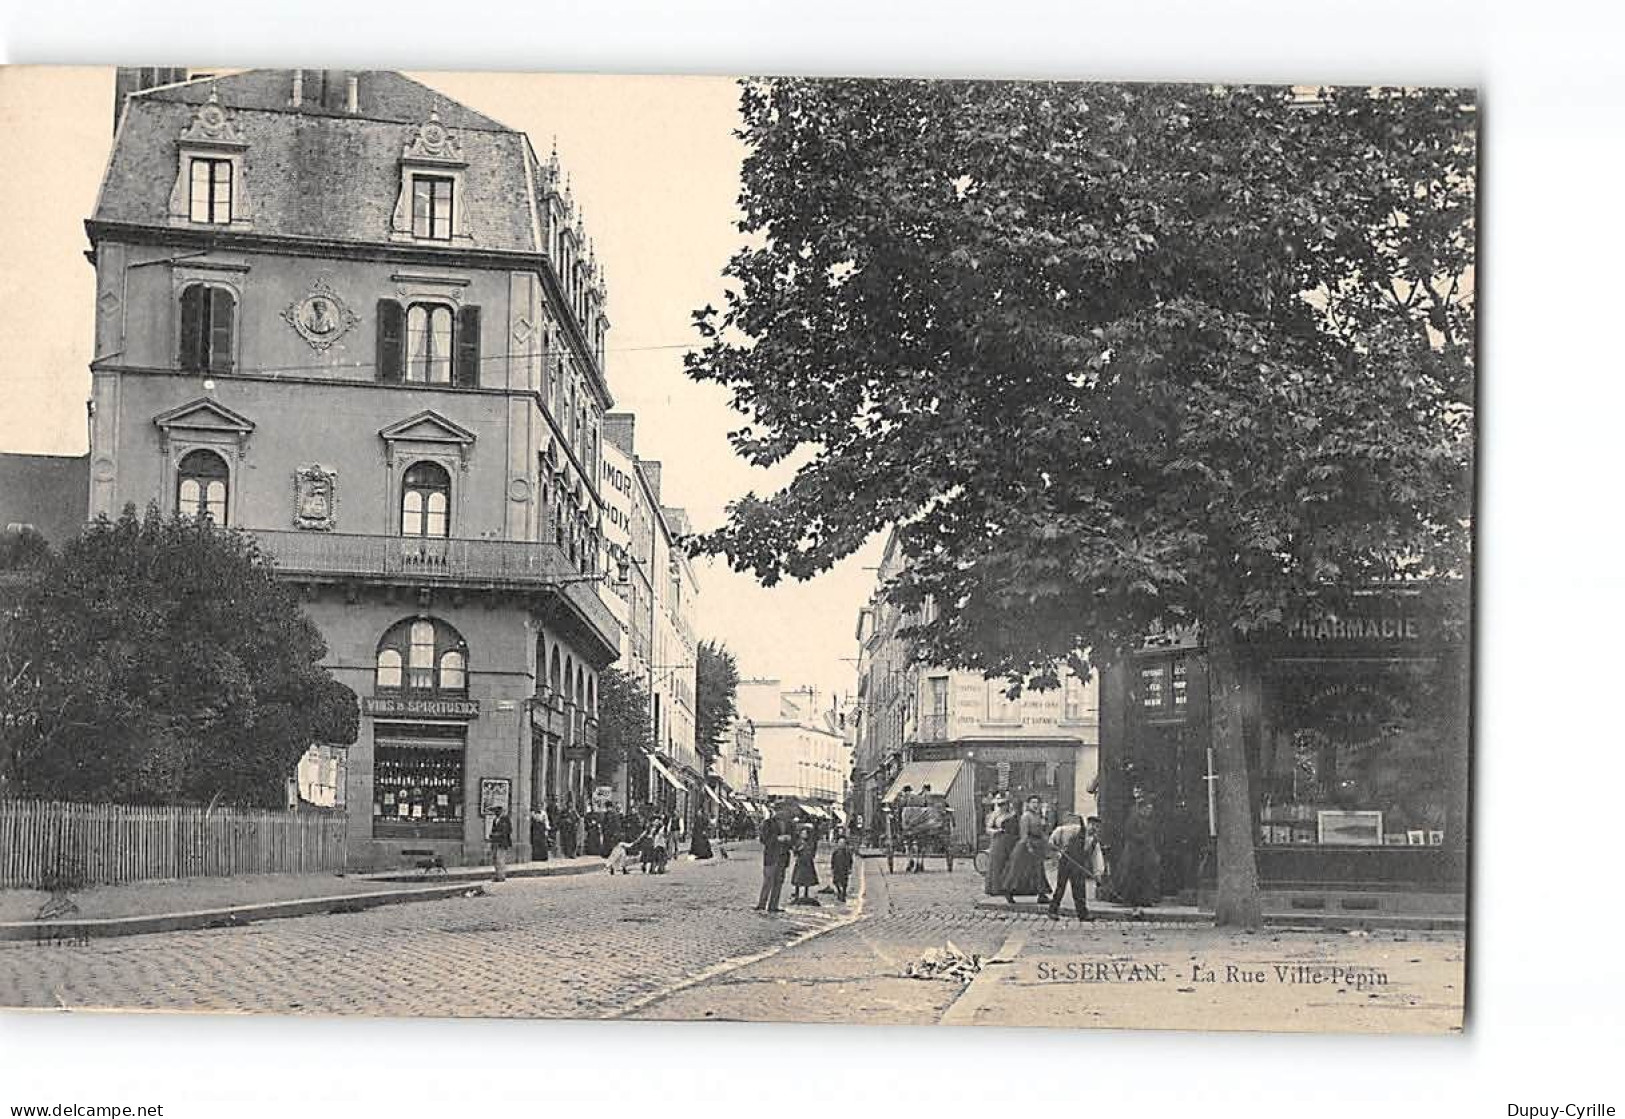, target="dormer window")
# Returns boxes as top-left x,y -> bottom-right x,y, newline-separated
189,158 -> 234,224
392,112 -> 467,245
167,93 -> 250,230
412,175 -> 454,241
